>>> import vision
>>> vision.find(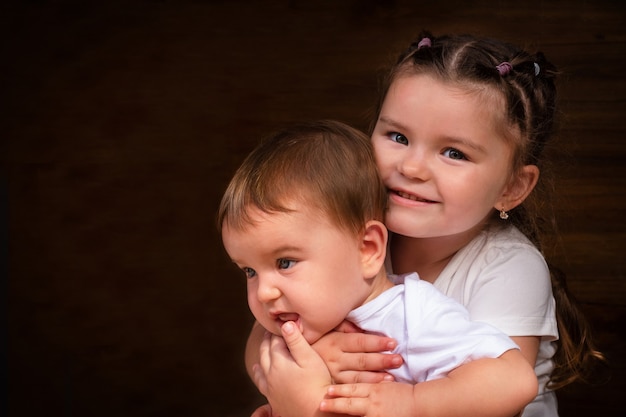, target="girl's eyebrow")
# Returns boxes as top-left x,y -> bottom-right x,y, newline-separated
377,116 -> 409,131
446,137 -> 487,154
